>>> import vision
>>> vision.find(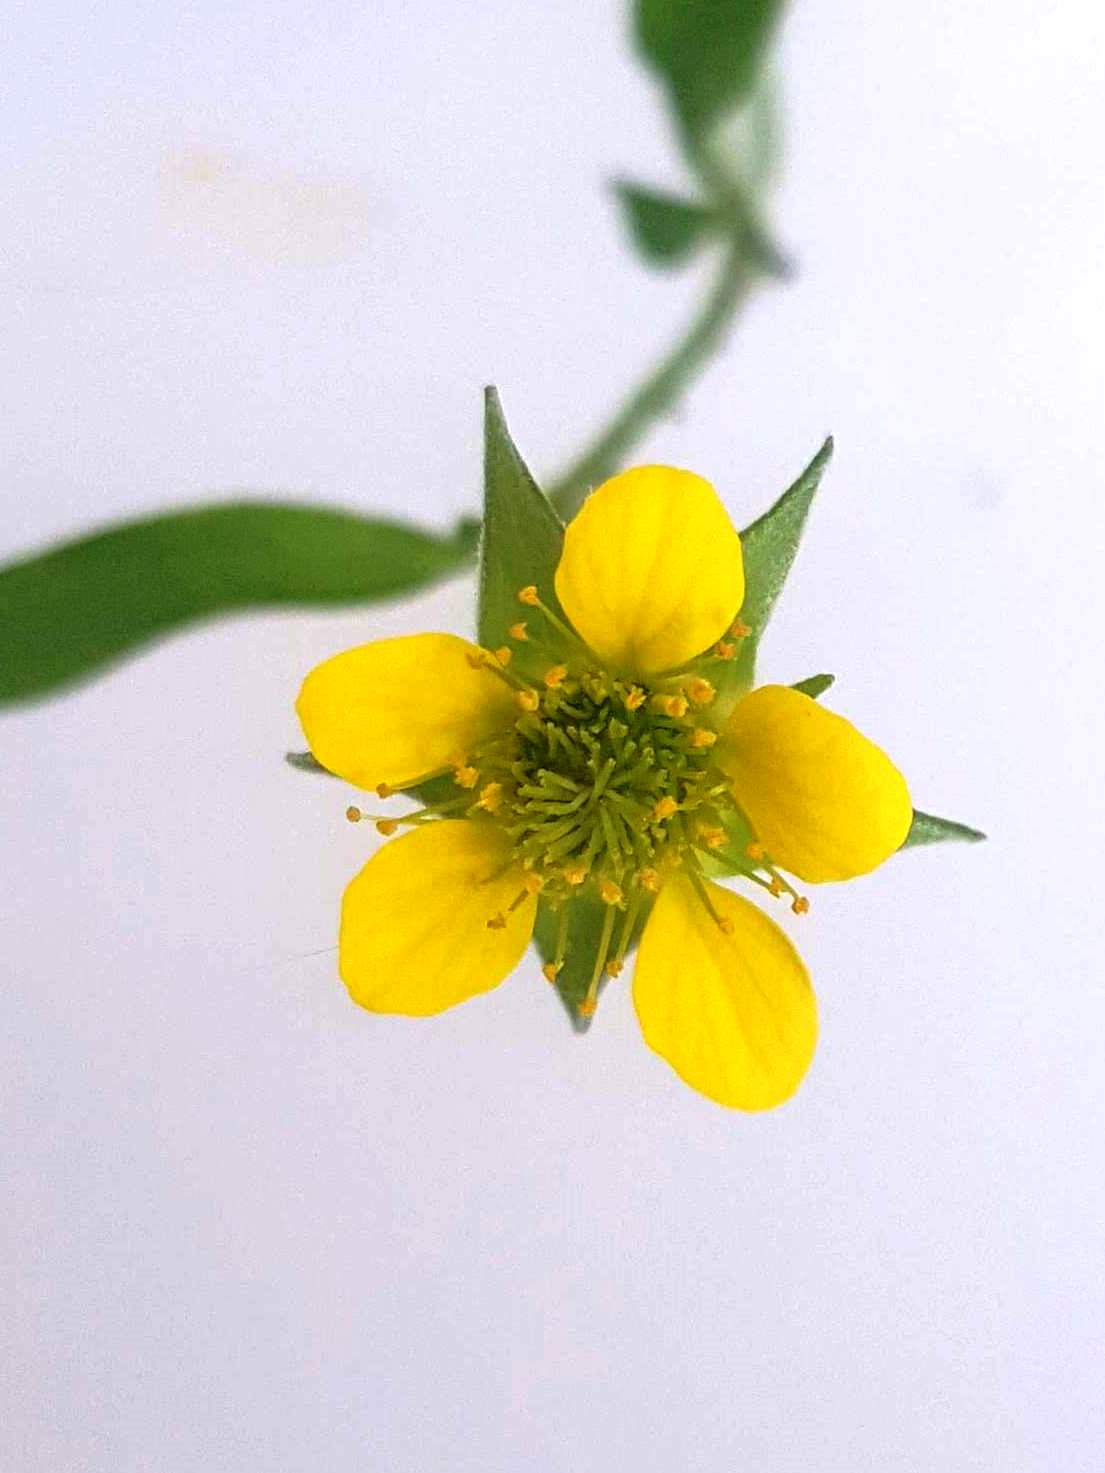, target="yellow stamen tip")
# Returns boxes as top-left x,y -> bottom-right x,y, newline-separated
768,877 -> 785,897
375,783 -> 393,799
543,664 -> 568,689
715,640 -> 737,661
477,782 -> 504,813
518,585 -> 540,606
563,862 -> 588,886
689,727 -> 717,748
494,646 -> 512,667
509,621 -> 529,641
454,764 -> 479,789
730,620 -> 752,638
719,917 -> 735,935
791,896 -> 810,915
516,689 -> 540,712
745,841 -> 766,861
375,818 -> 399,836
605,959 -> 624,978
524,872 -> 545,895
624,687 -> 646,712
652,796 -> 678,821
697,825 -> 725,850
639,867 -> 661,894
686,677 -> 716,707
542,962 -> 561,984
599,880 -> 623,907
578,997 -> 597,1019
345,806 -> 362,823
487,913 -> 507,930
465,651 -> 487,669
